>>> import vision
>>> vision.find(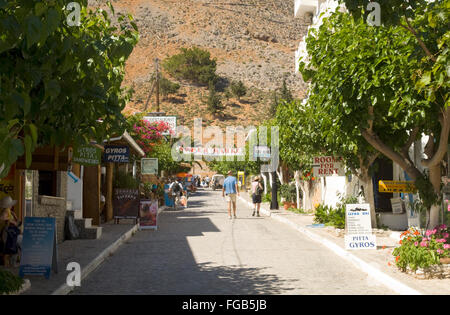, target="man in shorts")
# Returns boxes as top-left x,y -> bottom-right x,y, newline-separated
222,170 -> 239,219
